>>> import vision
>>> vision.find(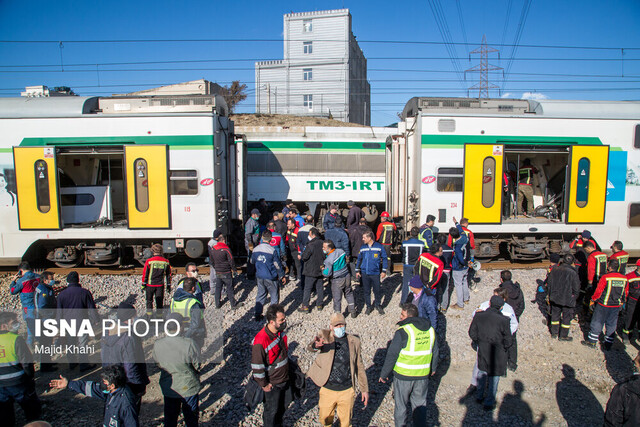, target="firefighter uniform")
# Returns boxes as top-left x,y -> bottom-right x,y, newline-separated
585,272 -> 628,347
376,213 -> 396,268
622,265 -> 640,341
586,250 -> 608,301
414,253 -> 444,291
610,250 -> 629,274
